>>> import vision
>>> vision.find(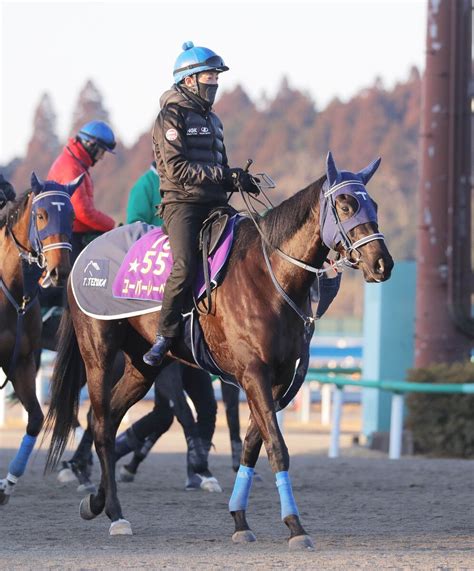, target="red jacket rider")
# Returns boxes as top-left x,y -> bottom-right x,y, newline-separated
48,121 -> 116,261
